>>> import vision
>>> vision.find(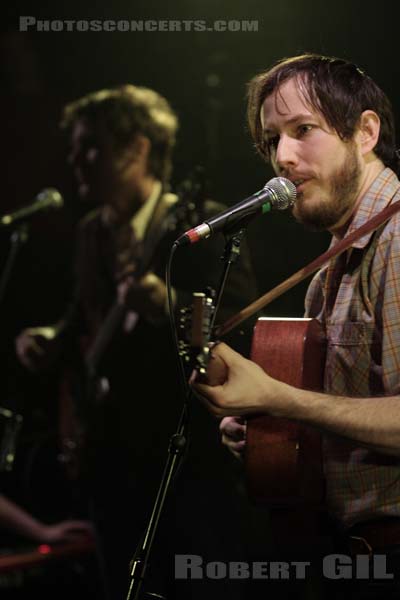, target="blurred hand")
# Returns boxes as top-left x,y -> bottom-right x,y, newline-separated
15,326 -> 61,372
36,519 -> 95,544
220,416 -> 246,460
117,272 -> 168,321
